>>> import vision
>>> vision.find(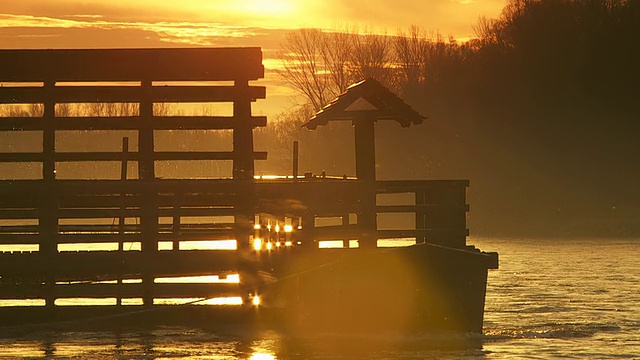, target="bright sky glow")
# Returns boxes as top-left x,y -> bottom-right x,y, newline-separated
0,0 -> 506,115
229,0 -> 298,17
1,0 -> 506,39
